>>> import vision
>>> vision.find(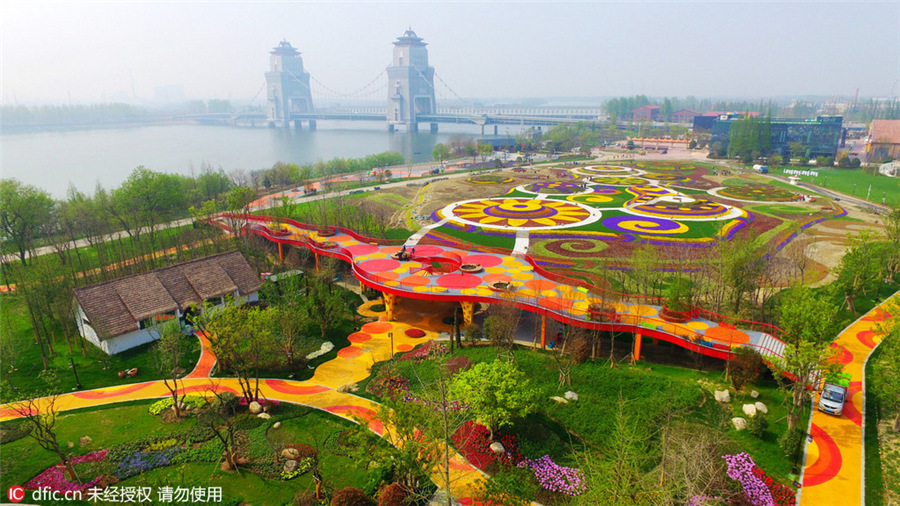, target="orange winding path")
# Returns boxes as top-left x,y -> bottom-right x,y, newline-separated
800,292 -> 898,505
